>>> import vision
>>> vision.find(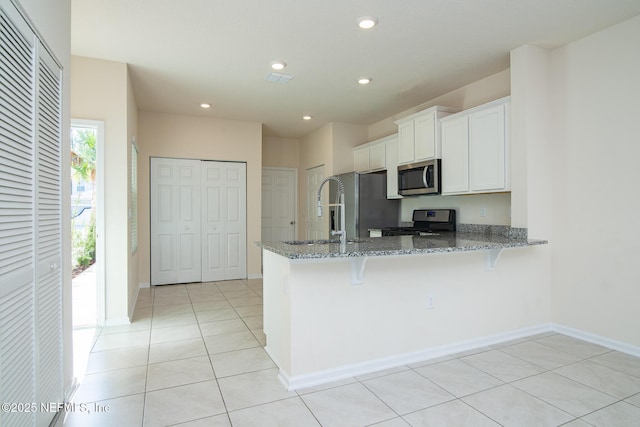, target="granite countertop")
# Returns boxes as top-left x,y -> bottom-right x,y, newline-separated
258,232 -> 548,260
